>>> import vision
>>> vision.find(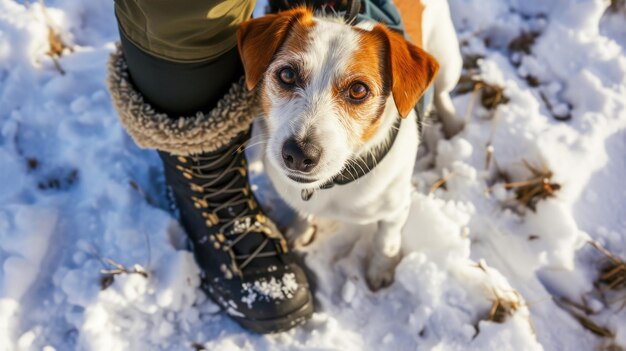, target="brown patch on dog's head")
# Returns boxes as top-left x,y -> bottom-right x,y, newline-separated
372,24 -> 439,118
346,28 -> 390,142
237,8 -> 314,91
262,14 -> 316,105
336,24 -> 439,142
